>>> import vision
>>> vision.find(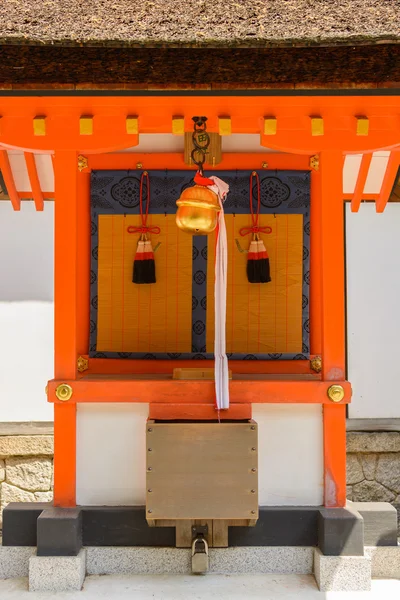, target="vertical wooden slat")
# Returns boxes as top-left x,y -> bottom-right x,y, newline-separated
24,152 -> 44,211
76,168 -> 91,356
375,151 -> 400,213
351,153 -> 372,213
53,150 -> 78,507
310,168 -> 322,356
0,150 -> 21,211
319,150 -> 347,508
